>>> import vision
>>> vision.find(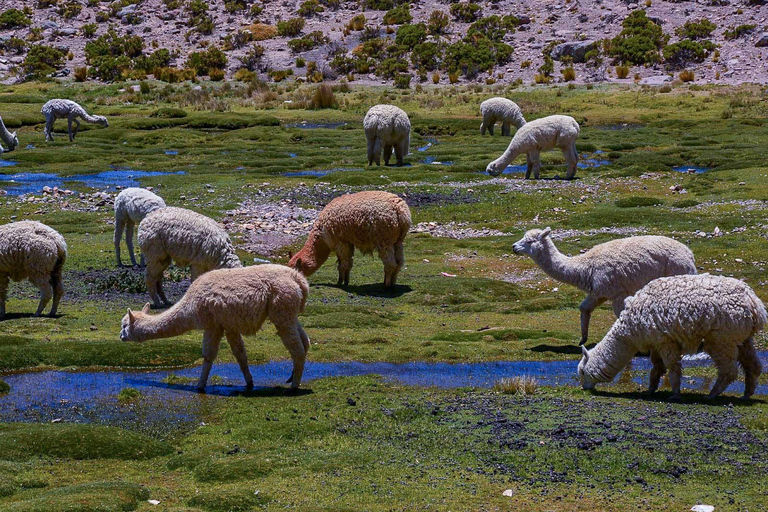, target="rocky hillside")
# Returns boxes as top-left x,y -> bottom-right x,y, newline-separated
0,0 -> 767,86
